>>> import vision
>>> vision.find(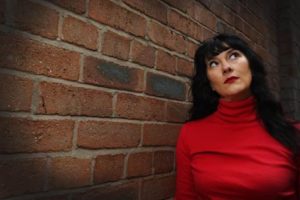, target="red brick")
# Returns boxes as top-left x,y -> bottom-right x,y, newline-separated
186,40 -> 198,58
0,117 -> 73,153
0,0 -> 5,23
177,57 -> 194,77
168,10 -> 202,41
221,5 -> 235,25
202,27 -> 214,40
102,31 -> 131,60
0,158 -> 46,199
141,175 -> 176,200
162,0 -> 191,13
146,72 -> 186,100
154,151 -> 174,174
12,0 -> 59,39
89,0 -> 146,37
156,49 -> 176,74
0,32 -> 80,81
127,152 -> 152,177
166,101 -> 190,123
131,40 -> 155,67
62,16 -> 99,50
0,74 -> 33,112
148,21 -> 186,53
49,157 -> 91,189
83,56 -> 144,91
94,154 -> 125,183
187,2 -> 217,31
77,121 -> 141,149
48,0 -> 86,14
73,181 -> 139,200
37,82 -> 113,117
209,0 -> 223,18
33,194 -> 69,200
123,0 -> 167,23
143,124 -> 181,146
116,93 -> 166,121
